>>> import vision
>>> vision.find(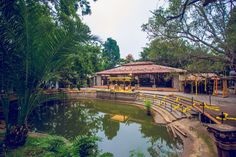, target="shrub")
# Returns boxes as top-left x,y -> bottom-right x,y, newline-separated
144,99 -> 152,115
6,134 -> 106,157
